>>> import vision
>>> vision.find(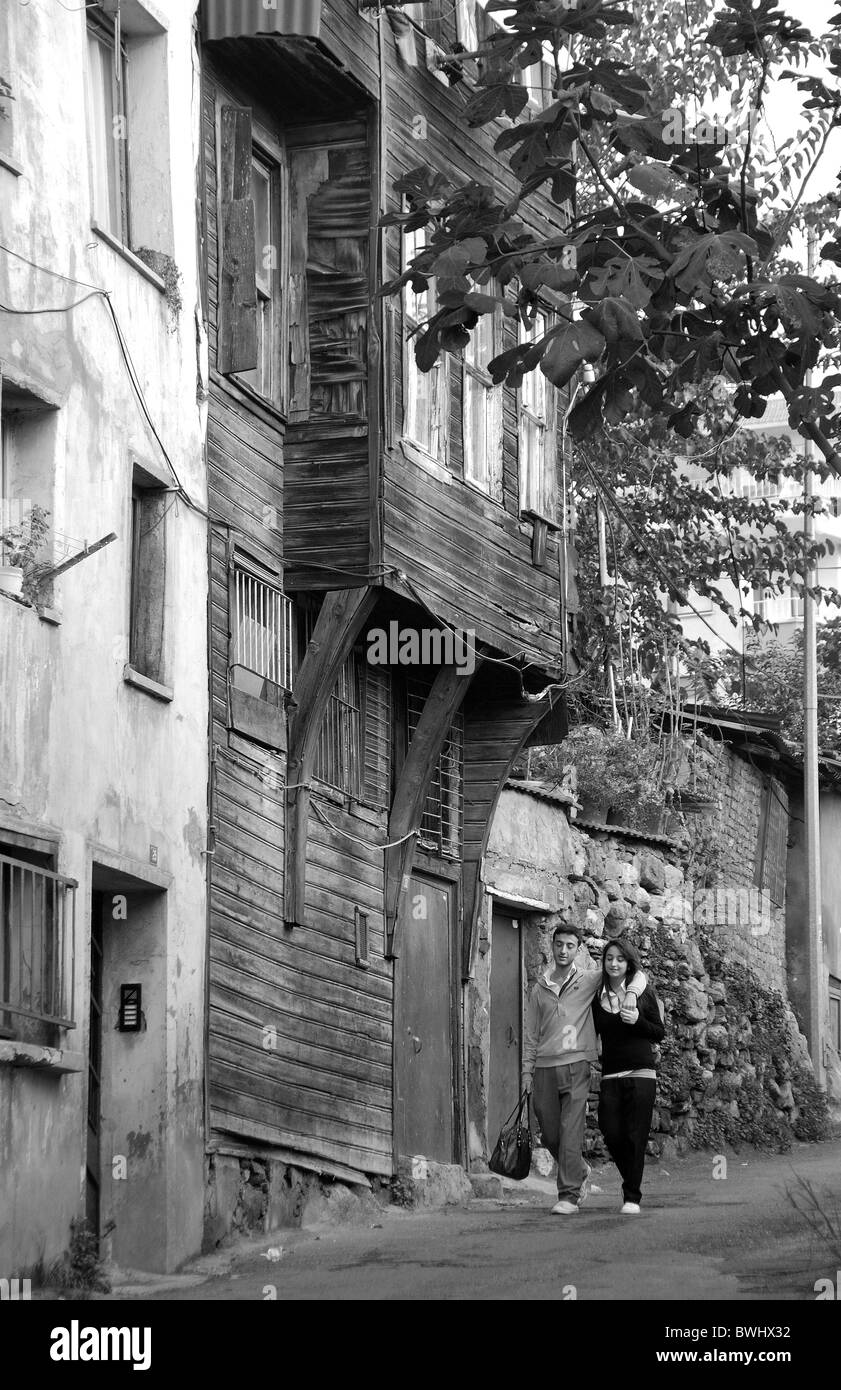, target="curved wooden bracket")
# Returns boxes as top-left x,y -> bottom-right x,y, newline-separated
384,657 -> 482,956
461,695 -> 551,980
284,586 -> 378,928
